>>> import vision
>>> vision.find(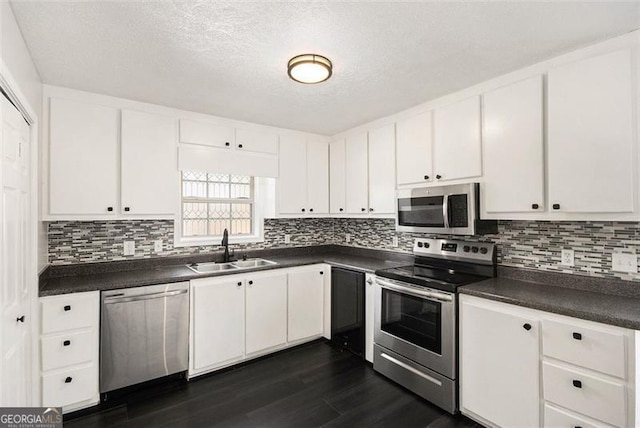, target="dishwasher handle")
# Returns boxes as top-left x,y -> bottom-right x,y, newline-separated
104,288 -> 188,304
